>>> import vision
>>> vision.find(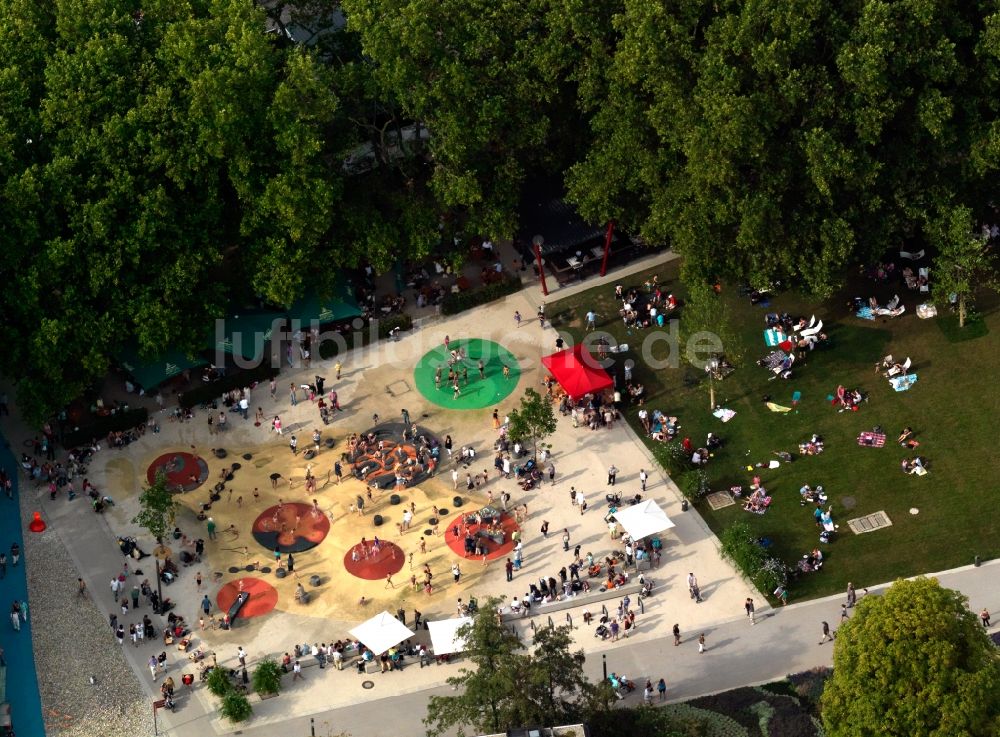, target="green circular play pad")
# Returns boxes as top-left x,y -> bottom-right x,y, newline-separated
414,338 -> 520,410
